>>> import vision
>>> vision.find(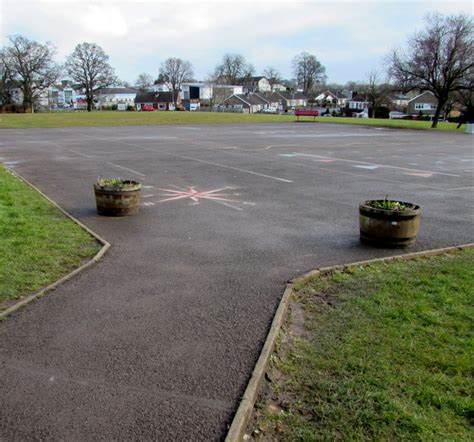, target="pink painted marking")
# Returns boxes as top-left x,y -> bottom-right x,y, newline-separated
157,187 -> 239,204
